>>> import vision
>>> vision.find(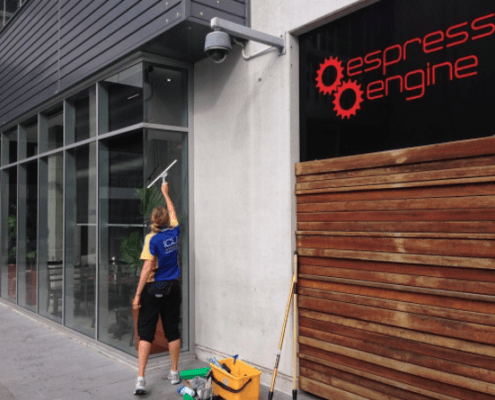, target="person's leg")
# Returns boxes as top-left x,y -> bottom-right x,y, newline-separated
168,338 -> 181,371
161,281 -> 182,383
138,340 -> 152,377
137,290 -> 160,378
